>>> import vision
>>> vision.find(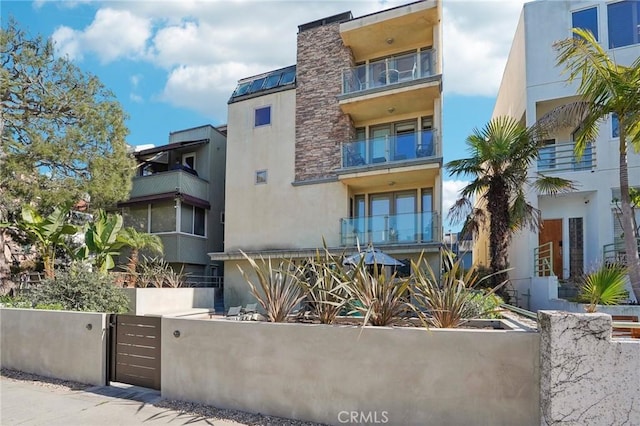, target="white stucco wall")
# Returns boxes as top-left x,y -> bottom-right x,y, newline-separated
0,309 -> 107,385
122,288 -> 216,315
539,311 -> 640,425
162,318 -> 540,425
495,1 -> 640,288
